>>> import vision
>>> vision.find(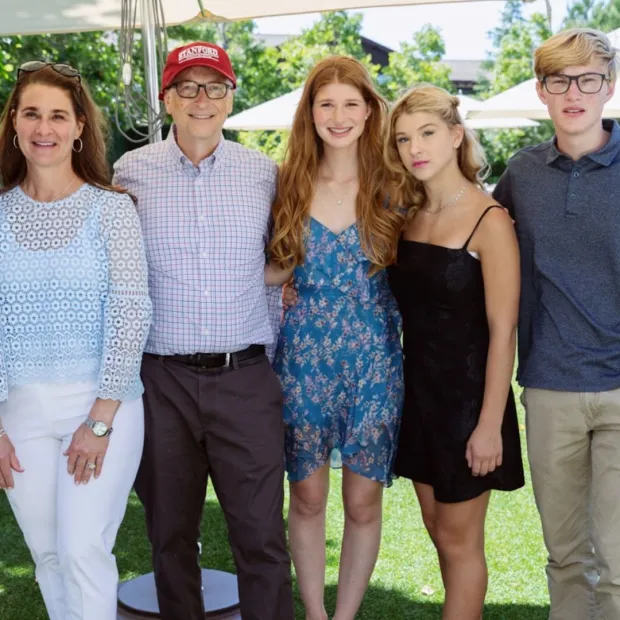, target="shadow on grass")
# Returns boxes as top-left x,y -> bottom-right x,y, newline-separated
326,583 -> 549,619
0,492 -> 549,620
